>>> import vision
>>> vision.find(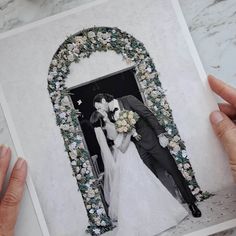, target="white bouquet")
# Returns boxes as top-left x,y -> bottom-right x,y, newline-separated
115,110 -> 140,133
